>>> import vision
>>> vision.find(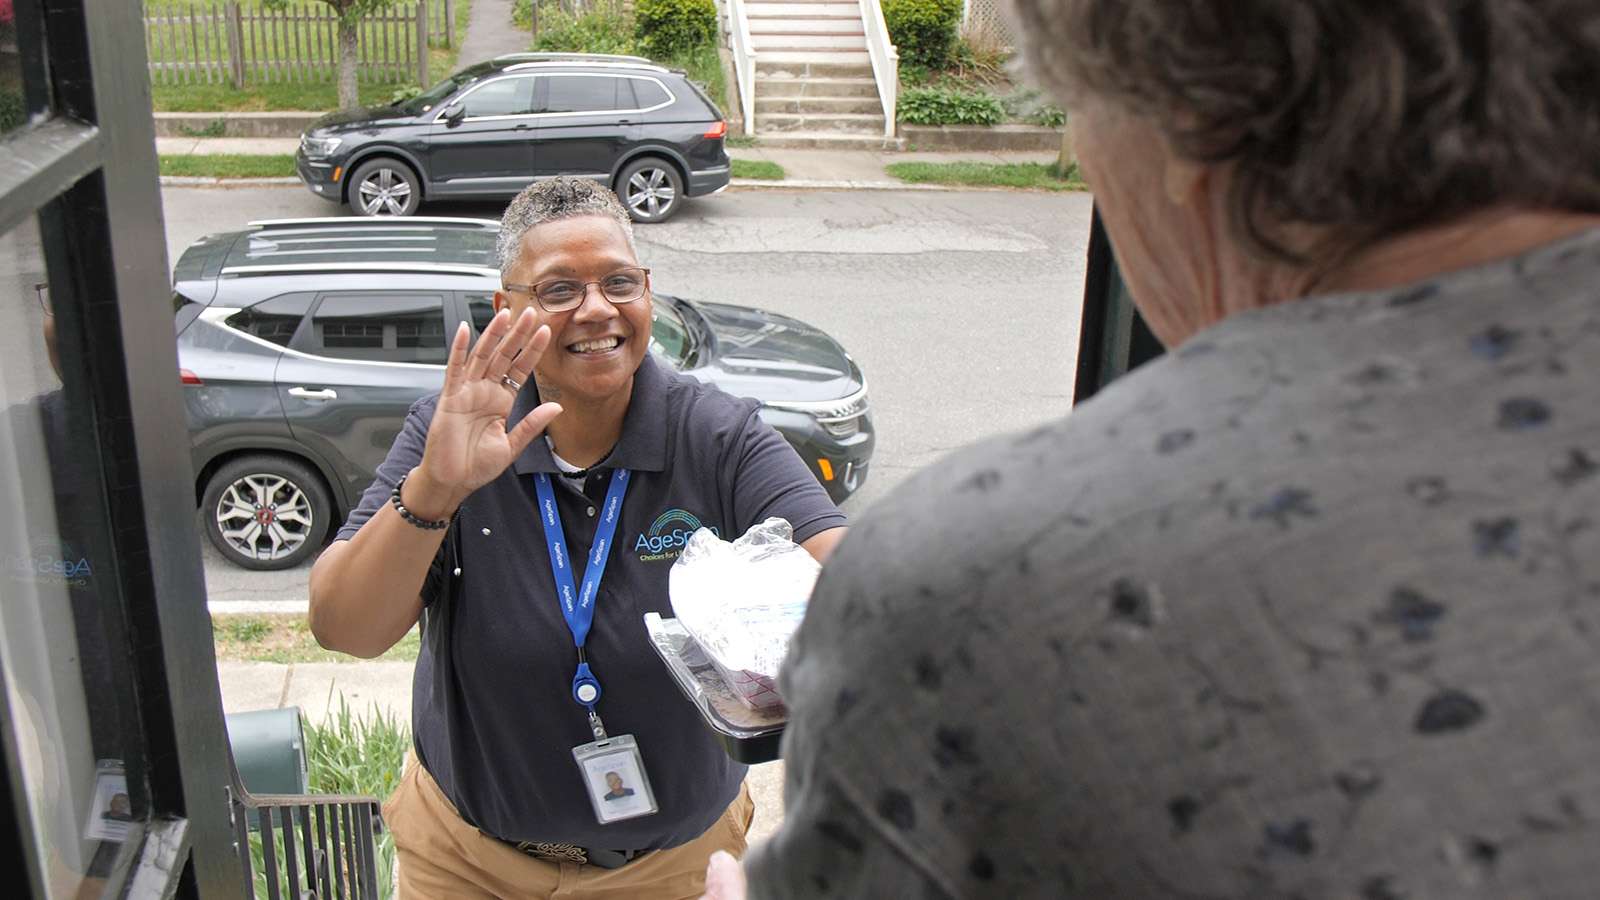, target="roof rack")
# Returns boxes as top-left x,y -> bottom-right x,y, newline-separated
246,216 -> 500,230
492,51 -> 654,65
503,59 -> 668,74
219,262 -> 500,277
